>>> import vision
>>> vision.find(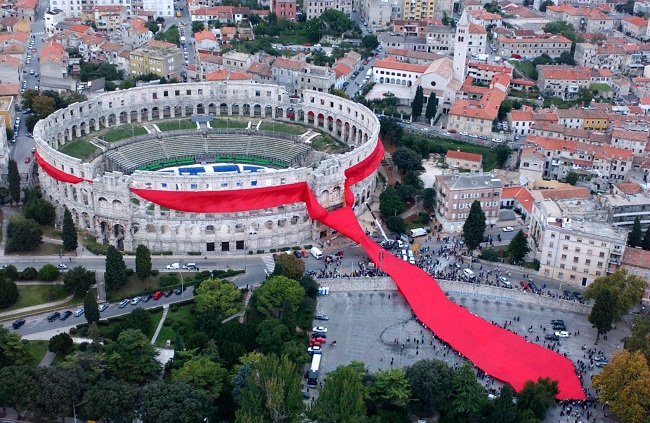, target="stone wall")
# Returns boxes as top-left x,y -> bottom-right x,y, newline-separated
319,277 -> 593,314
